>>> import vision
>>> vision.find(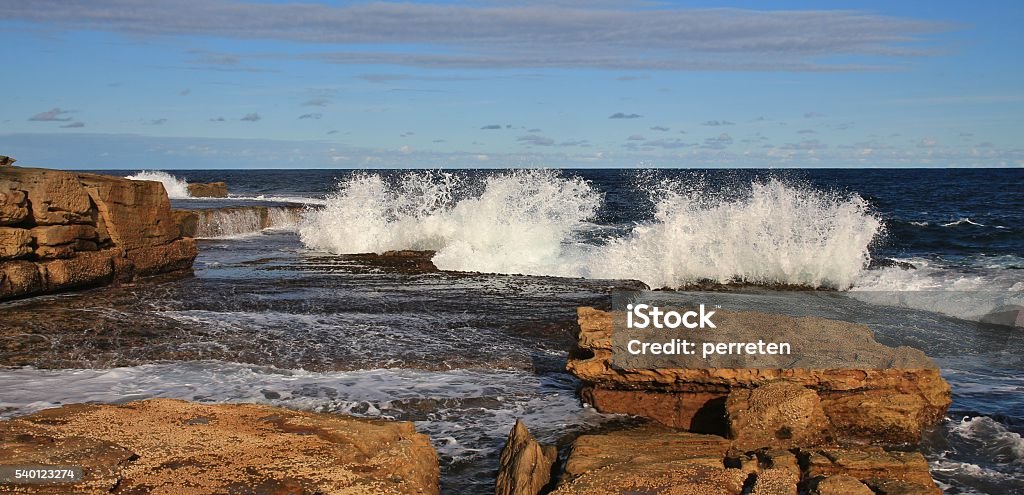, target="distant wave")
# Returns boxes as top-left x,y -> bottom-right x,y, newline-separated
299,170 -> 882,289
125,170 -> 192,199
942,217 -> 985,227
